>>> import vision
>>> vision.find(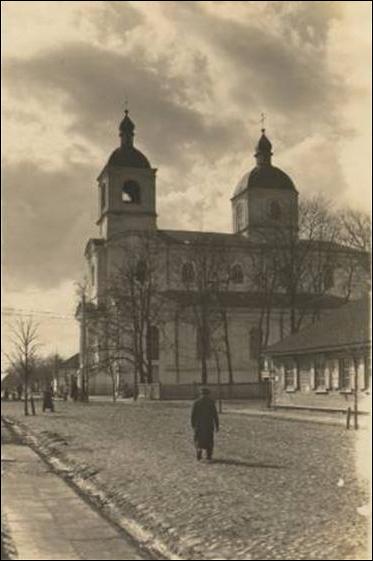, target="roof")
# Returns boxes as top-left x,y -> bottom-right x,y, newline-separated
233,165 -> 297,198
266,296 -> 371,356
60,353 -> 80,370
107,146 -> 151,168
163,290 -> 345,310
255,130 -> 272,155
157,229 -> 252,247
